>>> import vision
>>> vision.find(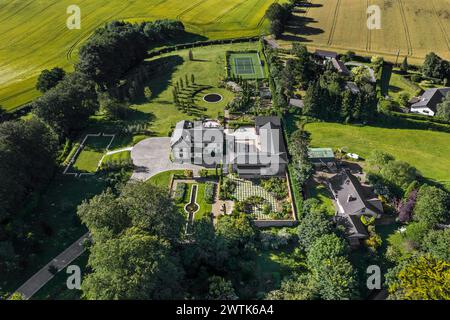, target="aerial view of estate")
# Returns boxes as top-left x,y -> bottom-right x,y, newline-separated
0,0 -> 449,305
